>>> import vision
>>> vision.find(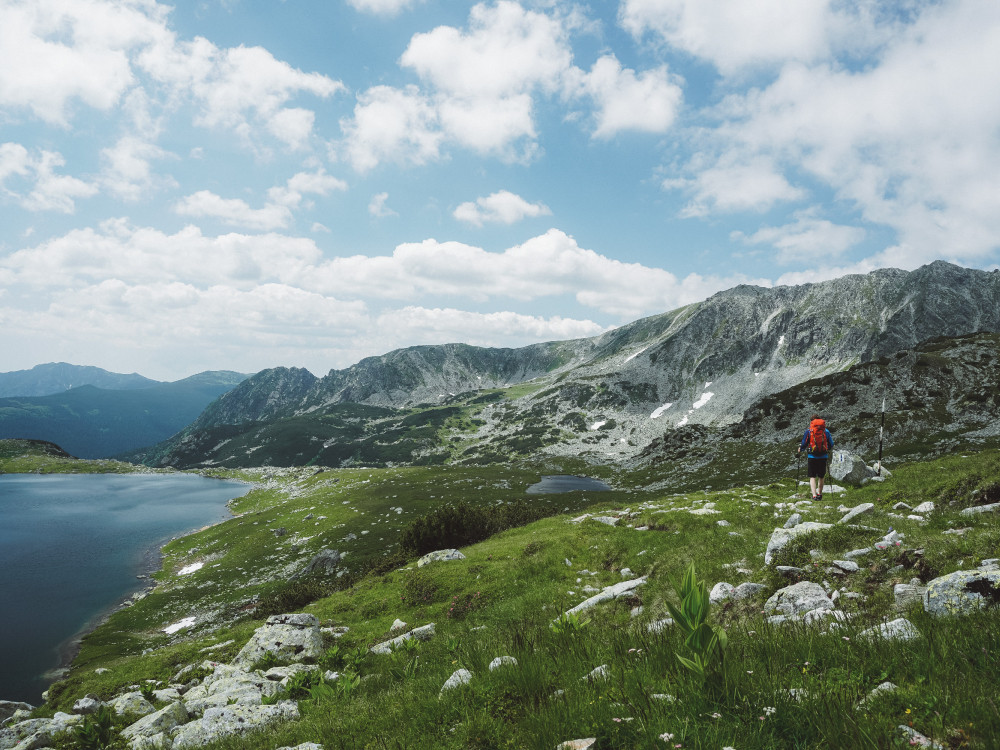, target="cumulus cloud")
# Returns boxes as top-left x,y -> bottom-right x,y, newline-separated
732,213 -> 866,264
174,191 -> 294,231
100,136 -> 174,201
675,0 -> 1000,263
340,85 -> 443,172
0,145 -> 98,213
453,190 -> 551,226
571,55 -> 683,138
